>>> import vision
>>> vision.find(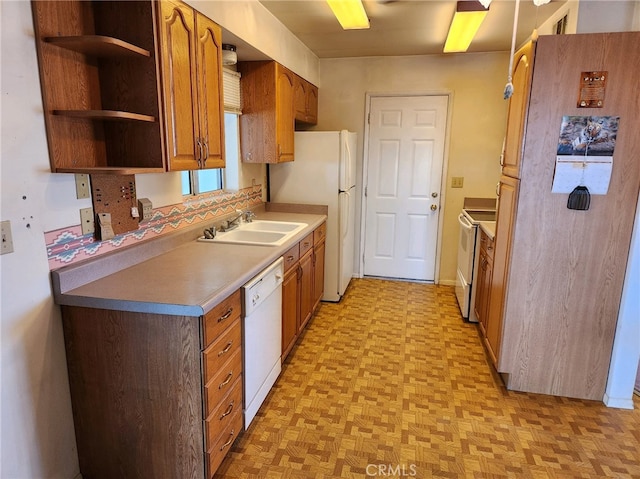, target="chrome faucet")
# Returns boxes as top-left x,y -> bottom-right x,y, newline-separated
220,210 -> 244,231
244,210 -> 256,223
